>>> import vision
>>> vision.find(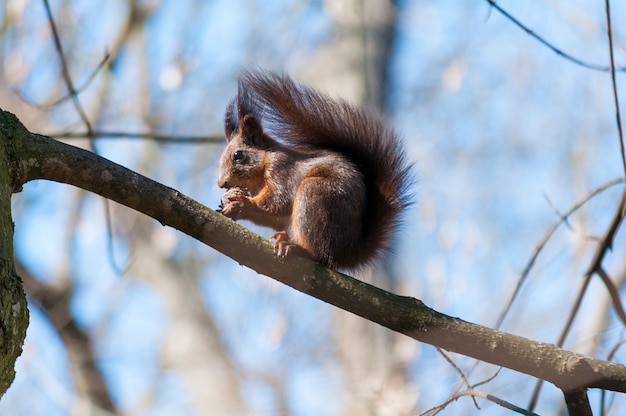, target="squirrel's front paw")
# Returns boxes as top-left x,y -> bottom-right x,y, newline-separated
219,188 -> 250,220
